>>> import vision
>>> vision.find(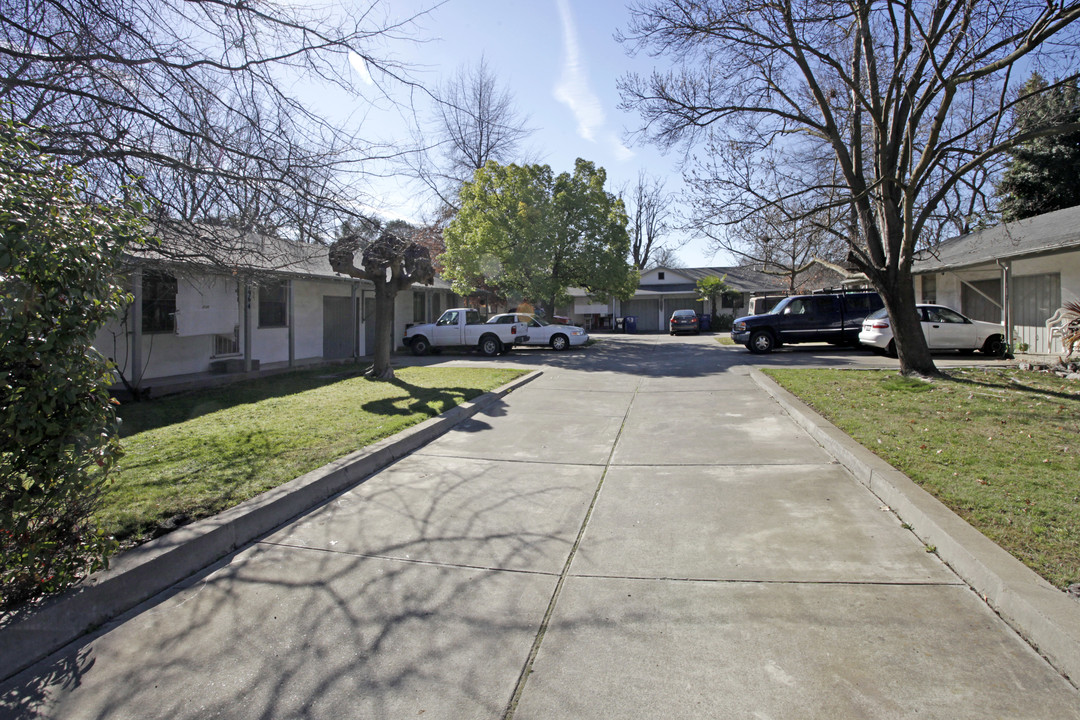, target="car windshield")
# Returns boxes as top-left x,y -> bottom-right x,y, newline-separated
768,298 -> 792,315
866,307 -> 888,320
528,315 -> 550,326
673,310 -> 695,317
